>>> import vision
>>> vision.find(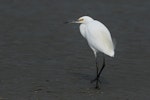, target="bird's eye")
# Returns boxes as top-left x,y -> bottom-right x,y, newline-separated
78,18 -> 84,21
